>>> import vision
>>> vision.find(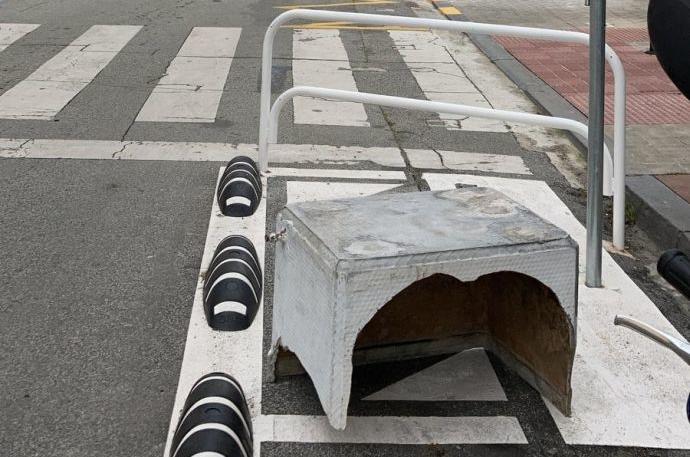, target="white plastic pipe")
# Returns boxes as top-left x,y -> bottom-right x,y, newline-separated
259,9 -> 626,249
